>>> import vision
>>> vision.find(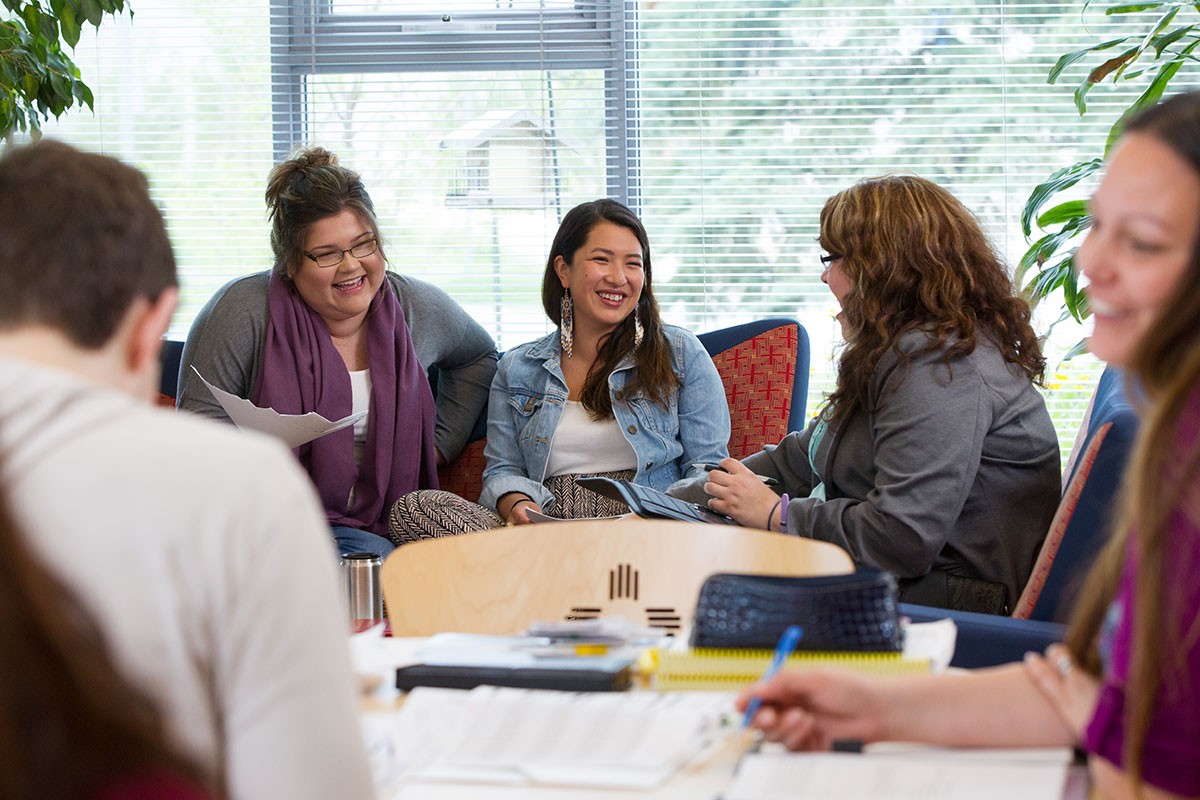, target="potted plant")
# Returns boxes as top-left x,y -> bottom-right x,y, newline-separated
1,0 -> 129,143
